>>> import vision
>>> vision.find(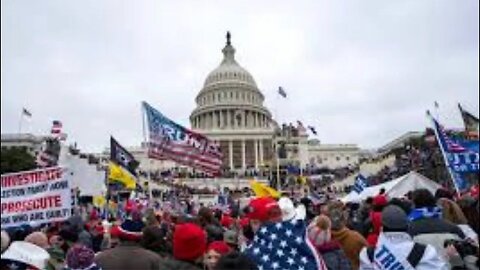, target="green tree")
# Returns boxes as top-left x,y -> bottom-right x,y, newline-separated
1,146 -> 36,174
